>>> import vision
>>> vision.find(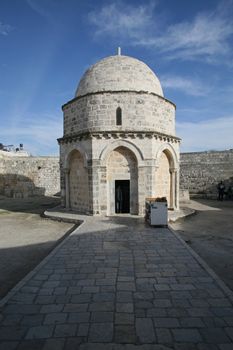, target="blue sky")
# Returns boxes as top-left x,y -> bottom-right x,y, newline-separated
0,0 -> 233,155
